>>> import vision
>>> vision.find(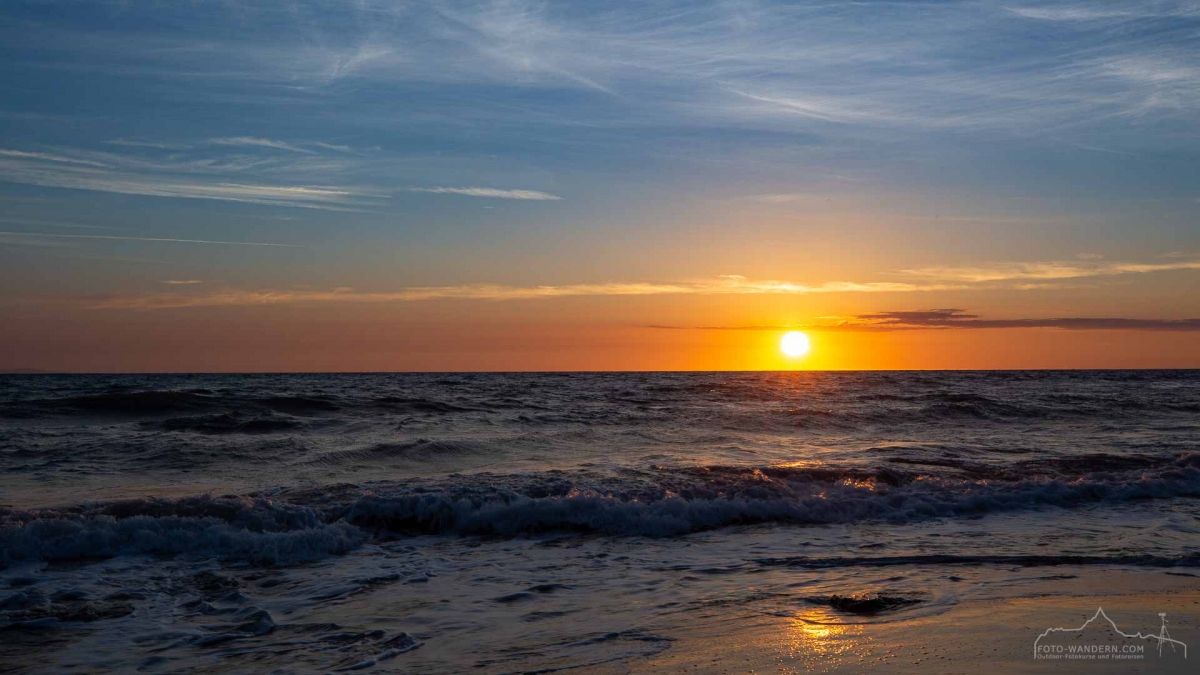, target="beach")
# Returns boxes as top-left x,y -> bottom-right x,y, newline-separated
633,572 -> 1199,674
